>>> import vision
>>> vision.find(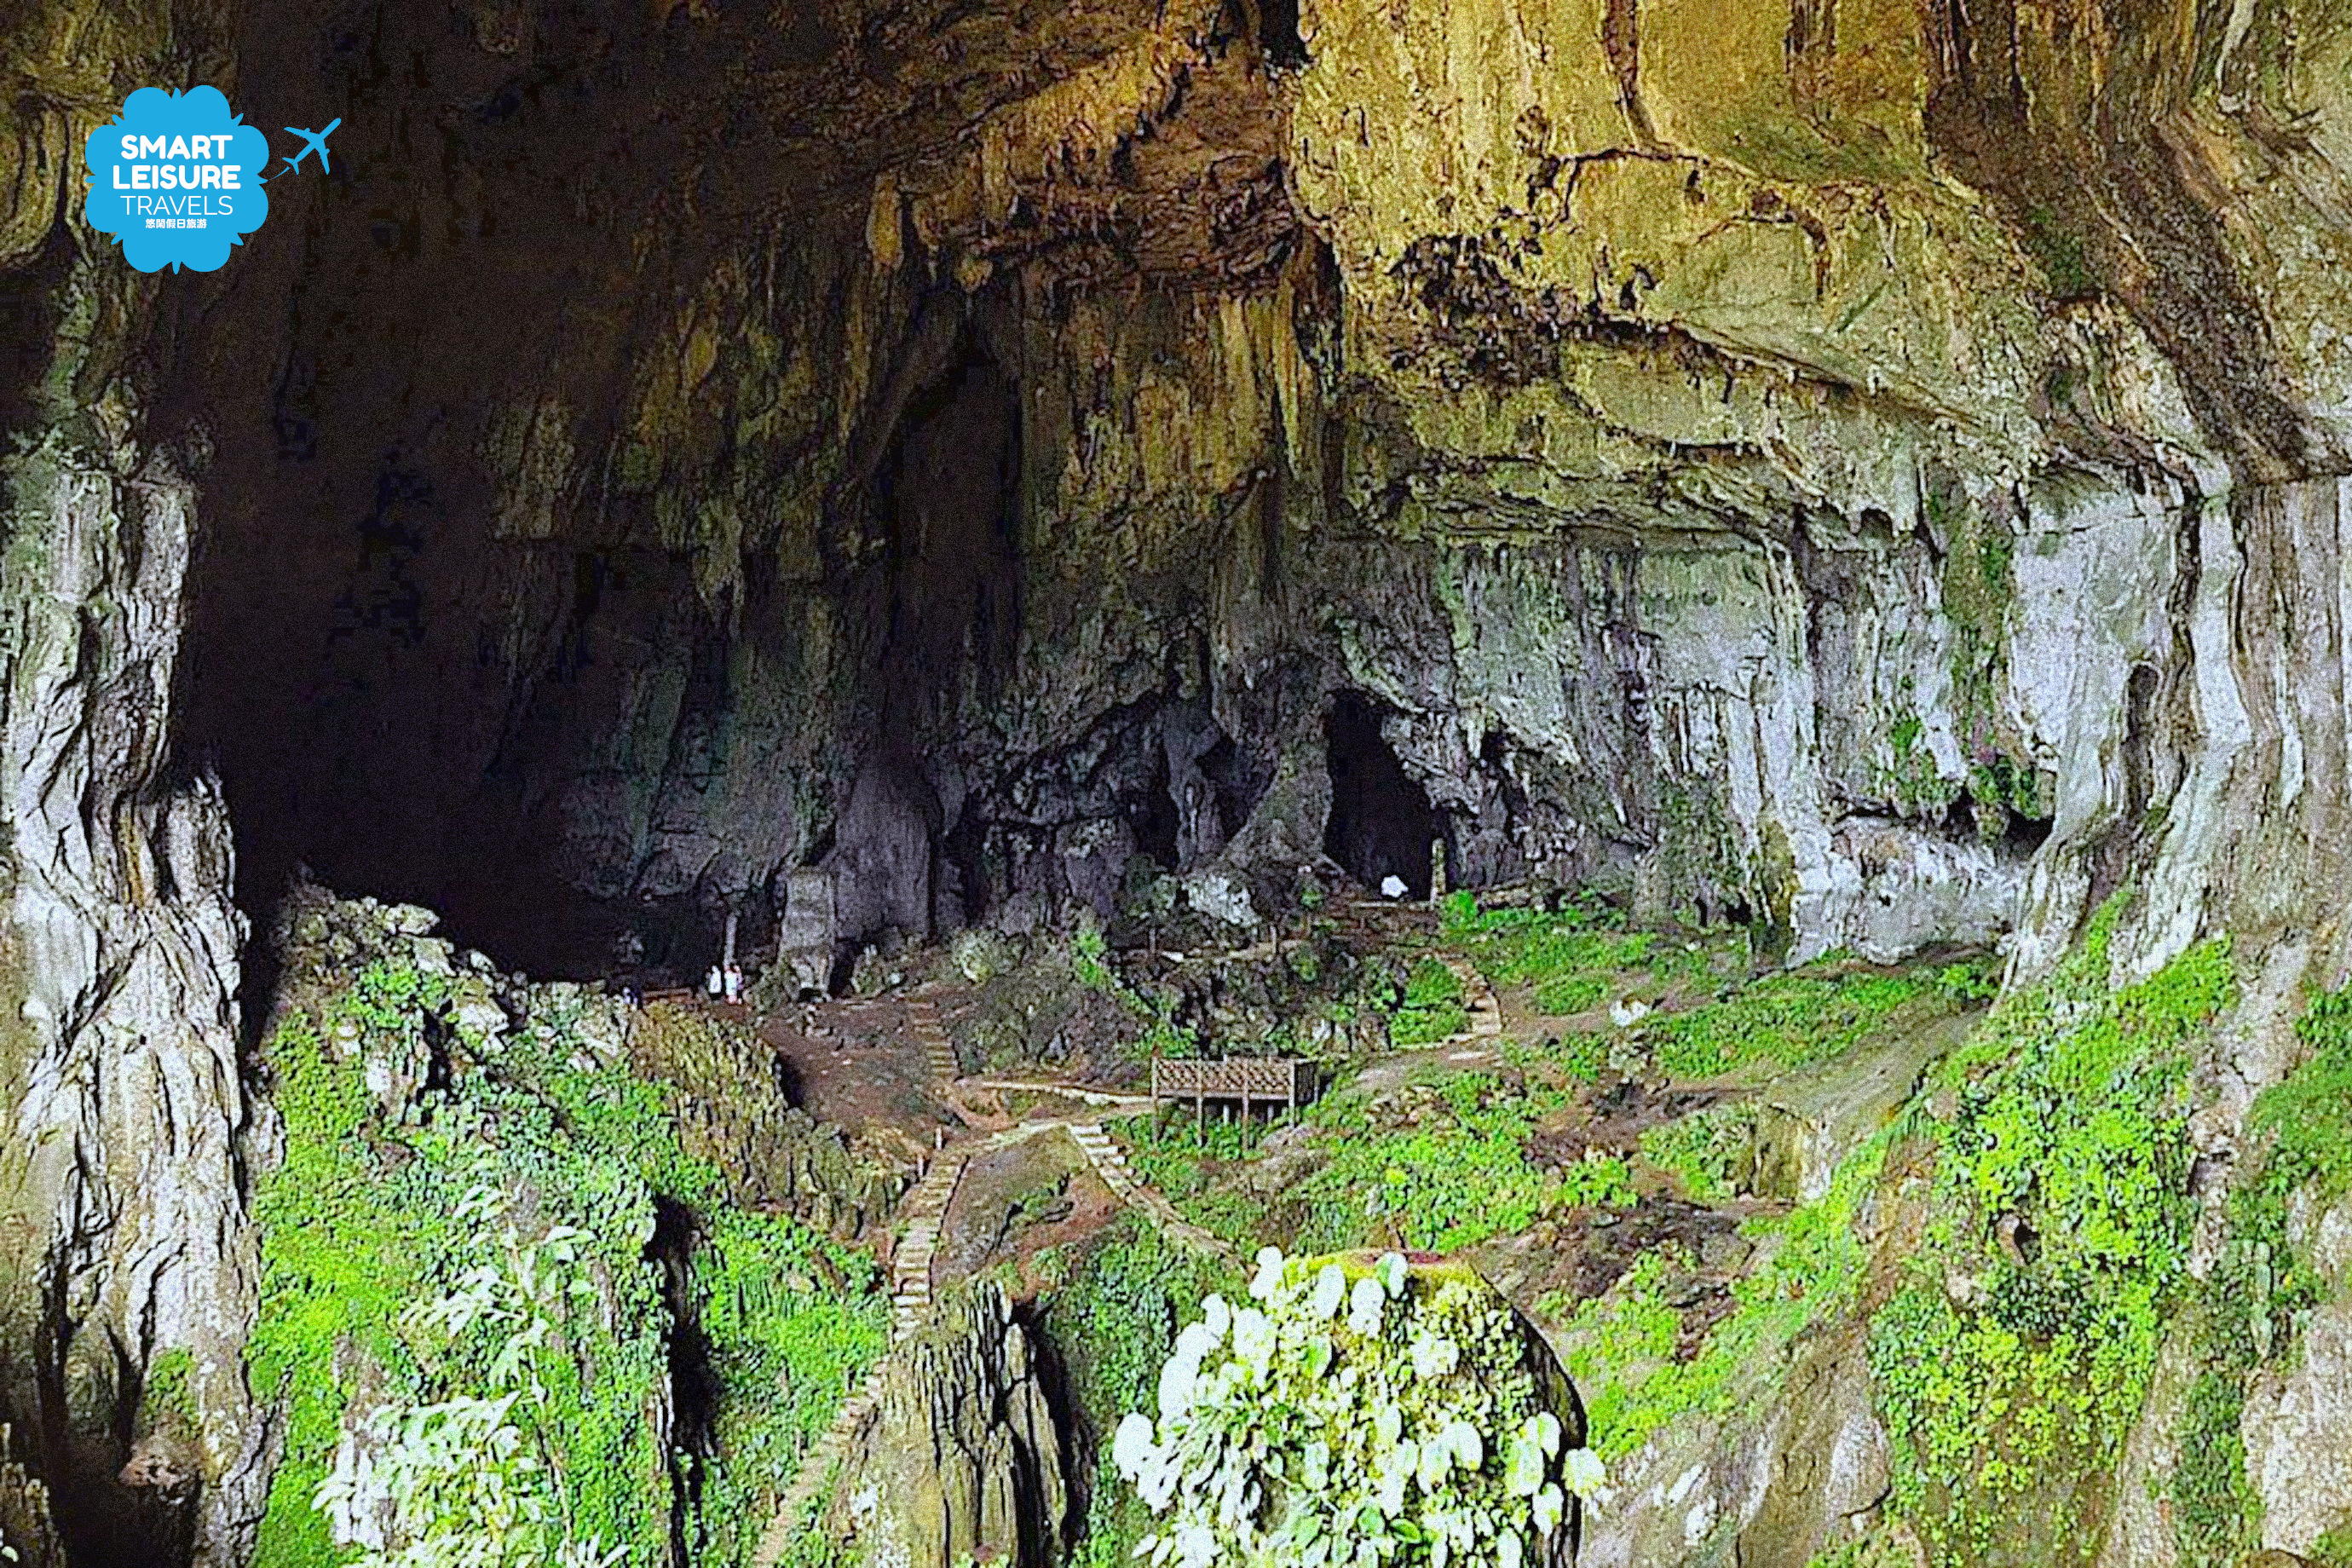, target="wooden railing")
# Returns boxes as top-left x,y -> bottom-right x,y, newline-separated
1150,1055 -> 1316,1116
